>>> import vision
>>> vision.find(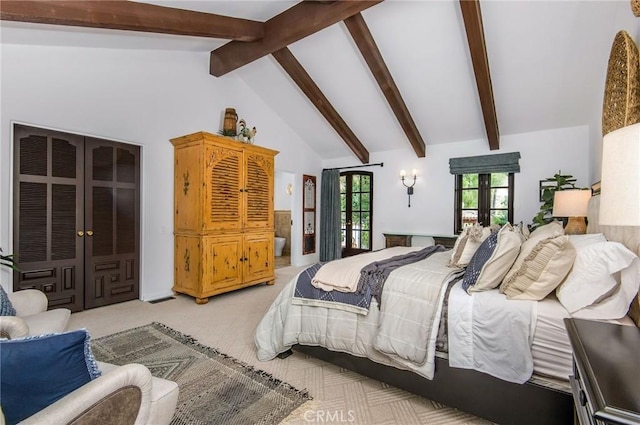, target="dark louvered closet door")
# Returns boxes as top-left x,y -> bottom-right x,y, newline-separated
13,125 -> 85,312
84,138 -> 140,309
